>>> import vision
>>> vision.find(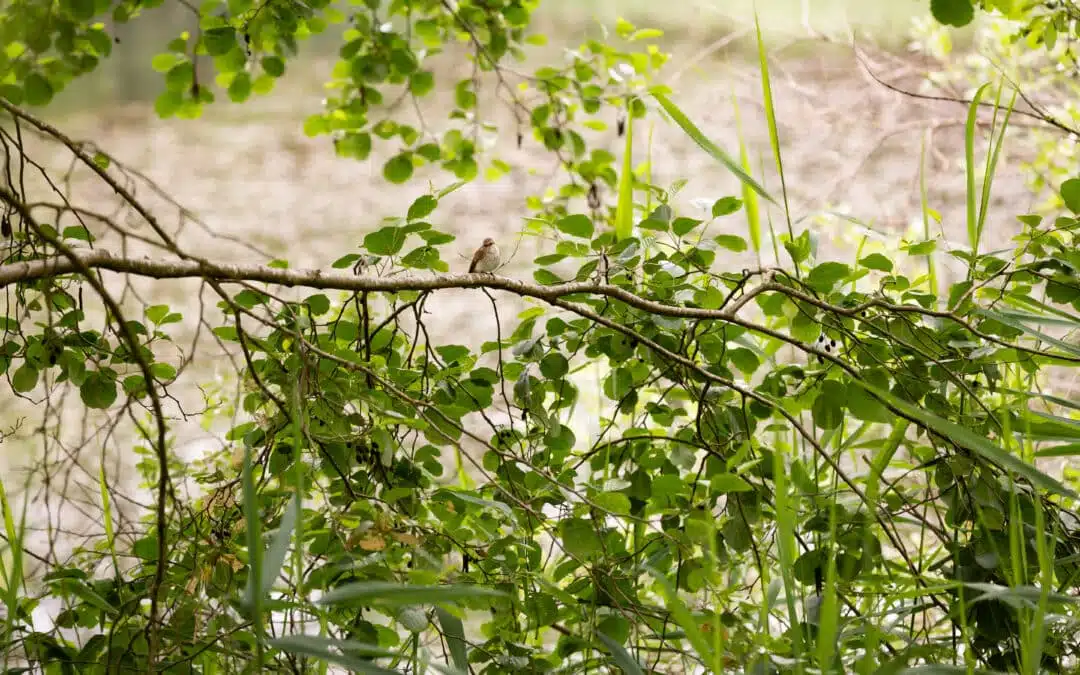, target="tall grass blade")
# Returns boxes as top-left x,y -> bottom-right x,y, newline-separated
318,581 -> 505,606
976,308 -> 1080,358
99,466 -> 119,577
964,83 -> 991,261
0,474 -> 25,670
731,90 -> 761,256
614,98 -> 635,241
920,132 -> 937,297
852,380 -> 1077,498
256,493 -> 299,597
652,93 -> 775,205
753,11 -> 793,243
241,442 -> 264,666
974,84 -> 1015,250
597,631 -> 645,675
645,566 -> 717,669
435,607 -> 469,672
269,635 -> 401,674
772,437 -> 804,665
